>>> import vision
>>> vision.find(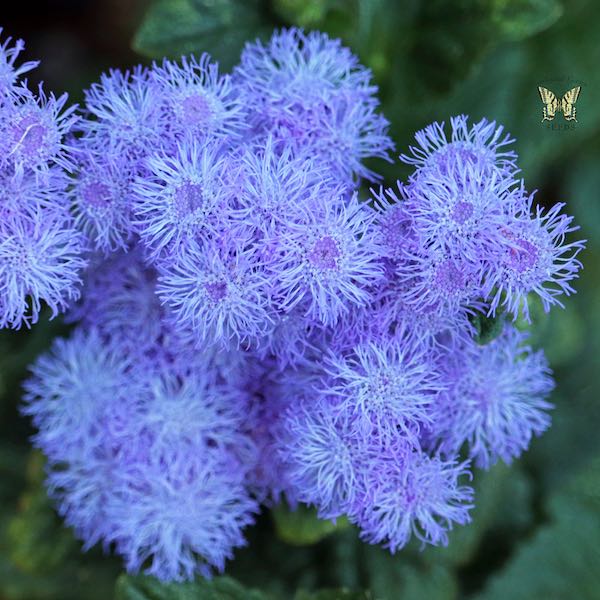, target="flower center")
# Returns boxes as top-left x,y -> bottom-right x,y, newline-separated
205,281 -> 227,302
451,201 -> 474,225
308,235 -> 340,270
182,94 -> 212,127
434,259 -> 466,293
82,182 -> 112,209
508,239 -> 538,273
11,115 -> 47,158
173,183 -> 205,219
